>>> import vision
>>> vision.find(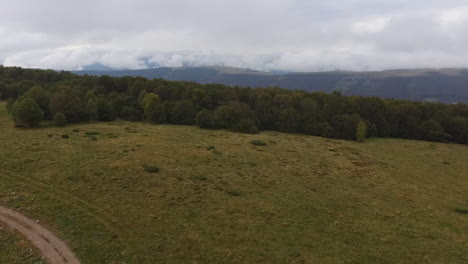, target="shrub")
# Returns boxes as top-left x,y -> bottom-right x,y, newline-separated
53,112 -> 67,127
232,119 -> 258,134
207,146 -> 216,150
227,190 -> 242,196
250,140 -> 267,146
61,134 -> 70,139
85,131 -> 100,136
191,175 -> 207,181
144,166 -> 160,173
455,207 -> 468,214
